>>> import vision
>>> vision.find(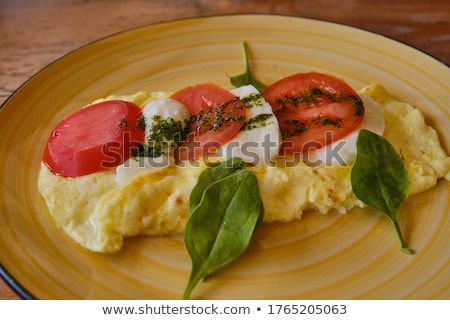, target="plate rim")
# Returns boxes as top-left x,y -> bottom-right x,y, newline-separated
0,262 -> 35,299
0,13 -> 448,300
